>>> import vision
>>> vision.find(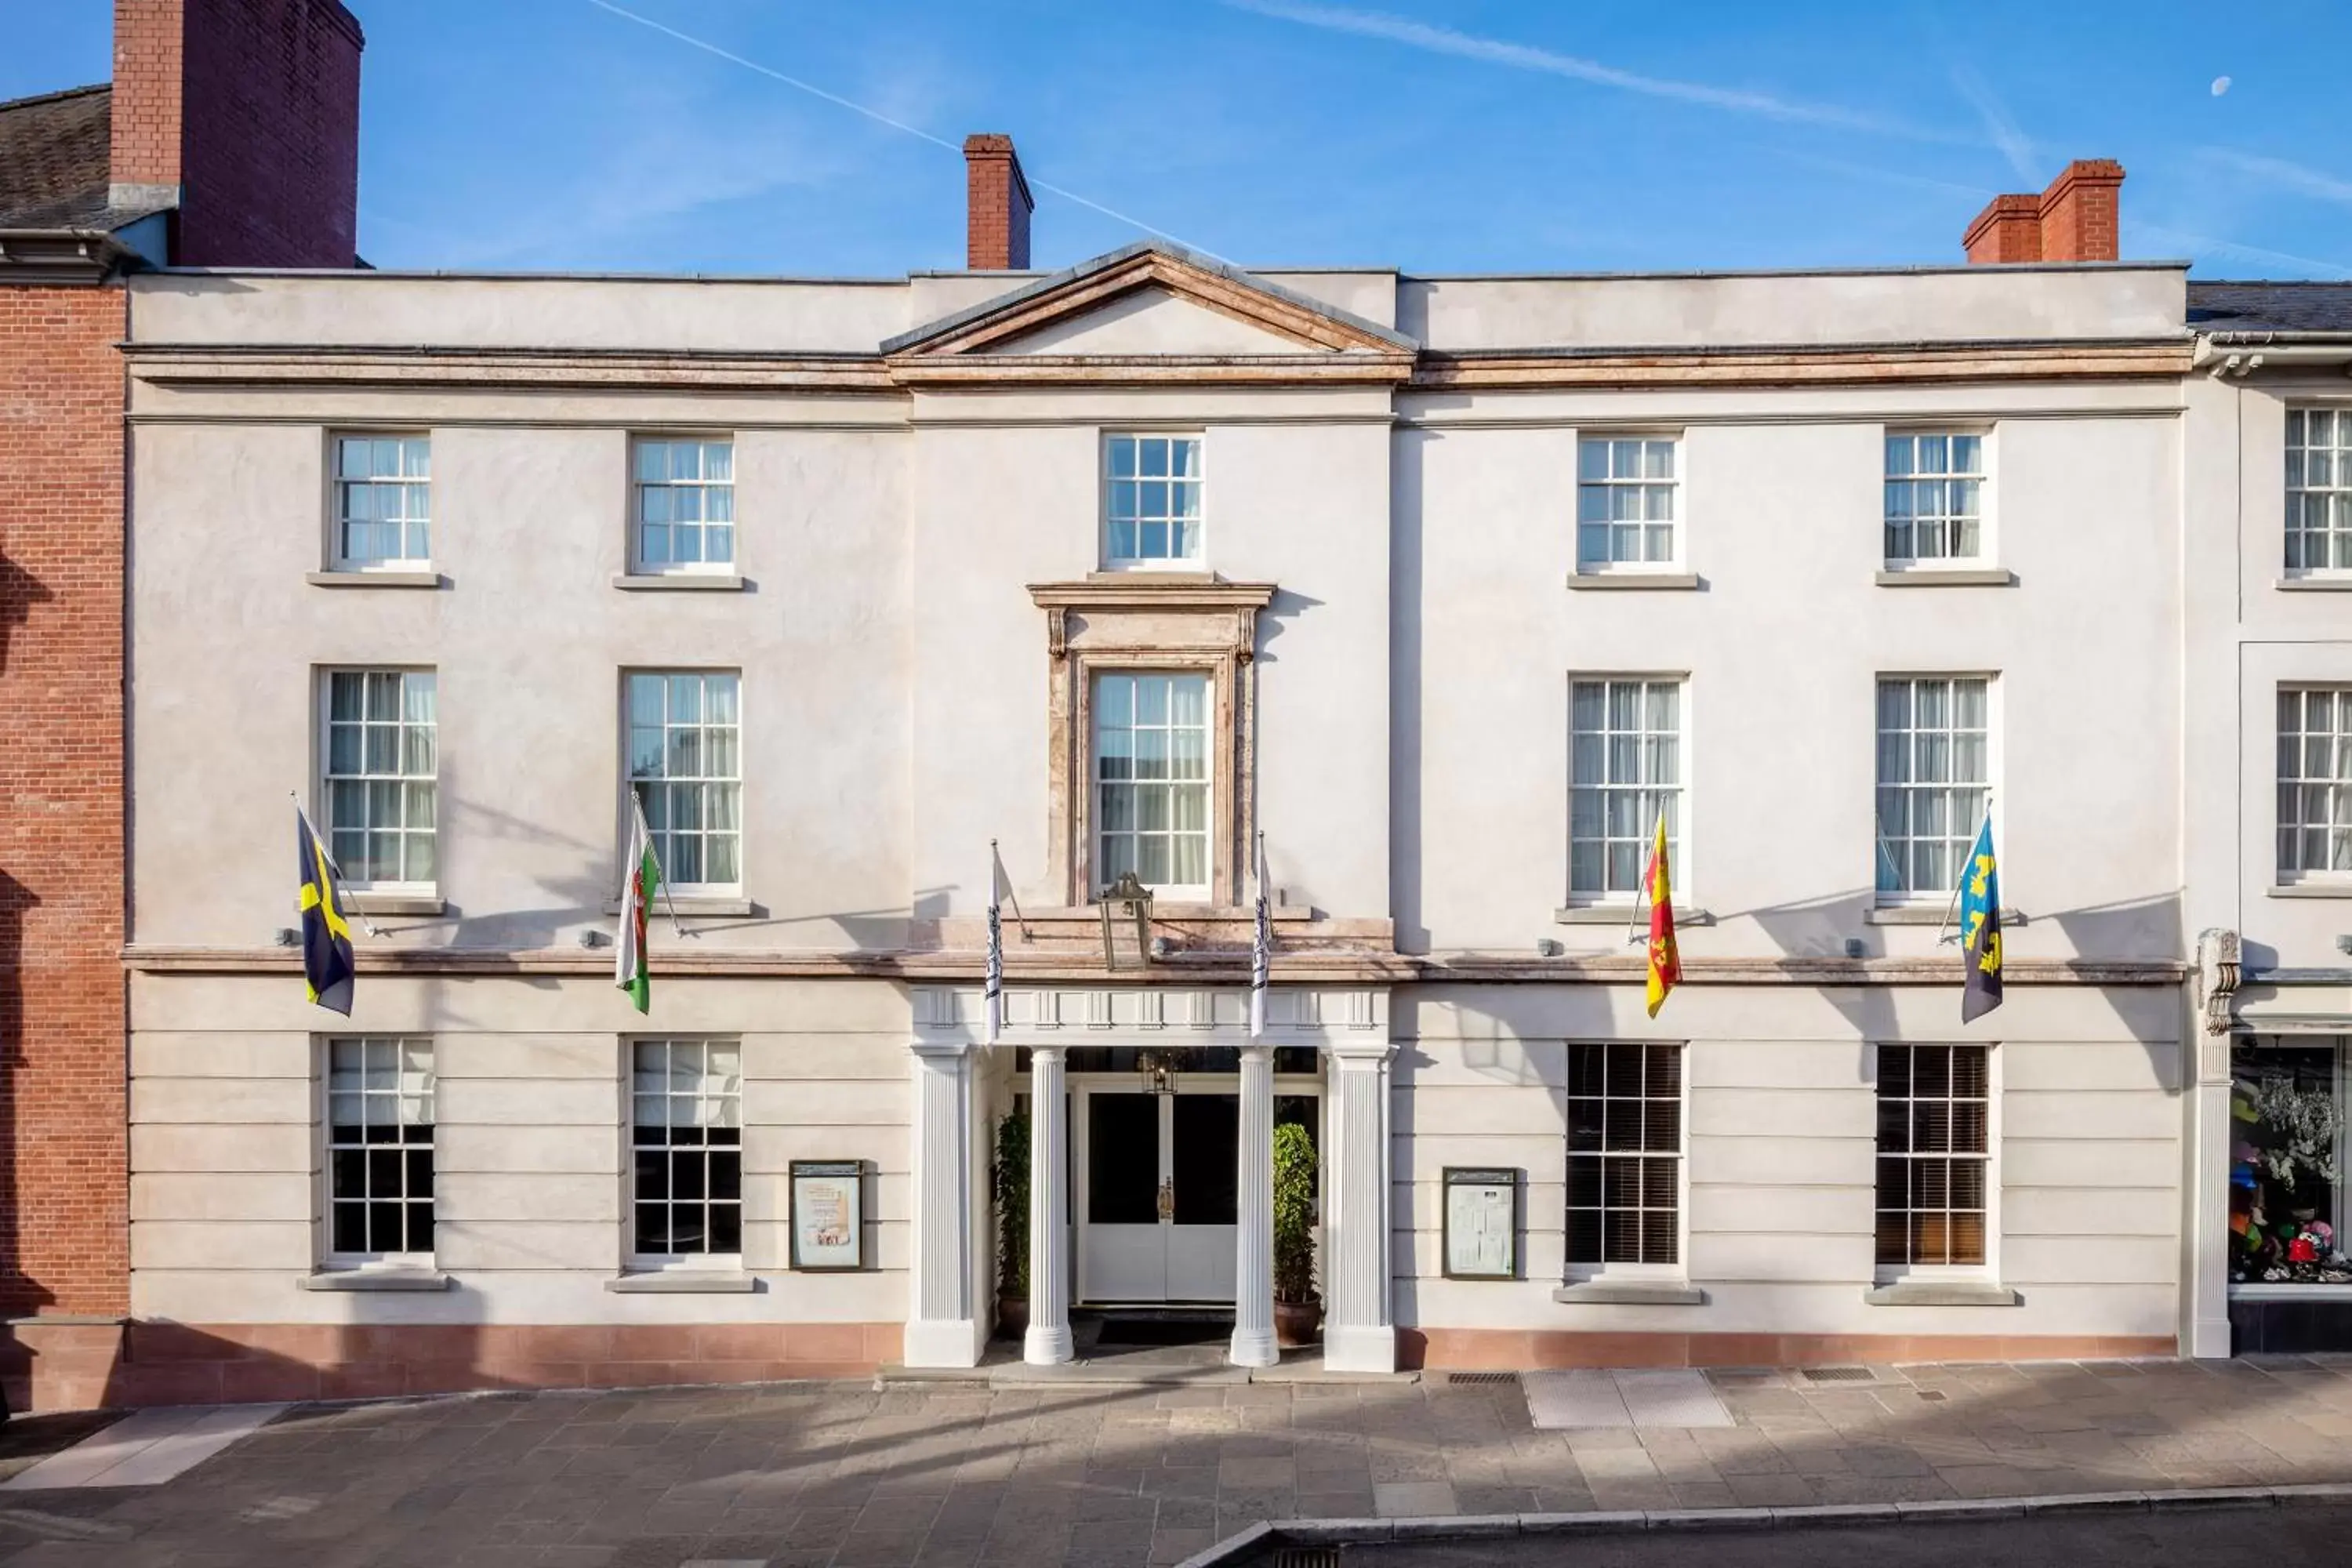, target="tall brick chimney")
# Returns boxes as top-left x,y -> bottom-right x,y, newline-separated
111,0 -> 365,267
964,133 -> 1033,271
1964,158 -> 2125,264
